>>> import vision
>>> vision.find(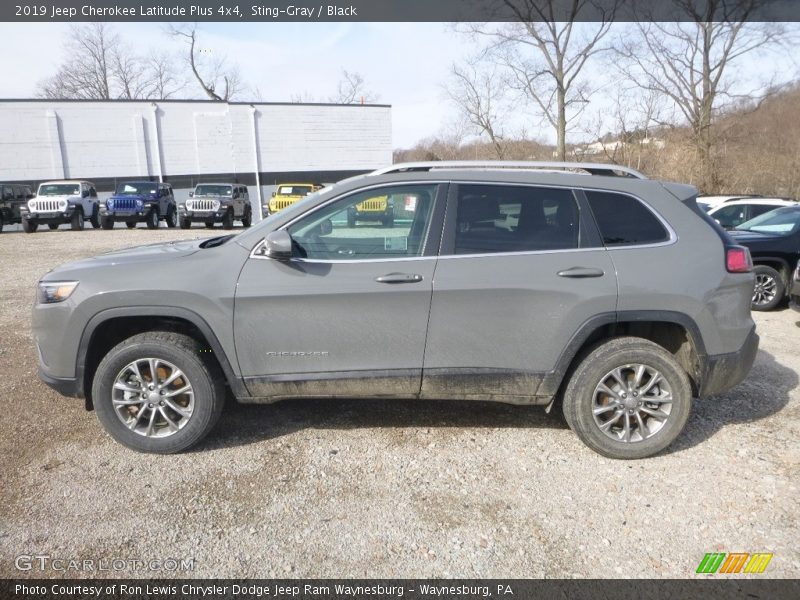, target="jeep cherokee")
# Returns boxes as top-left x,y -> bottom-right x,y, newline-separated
32,161 -> 759,459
